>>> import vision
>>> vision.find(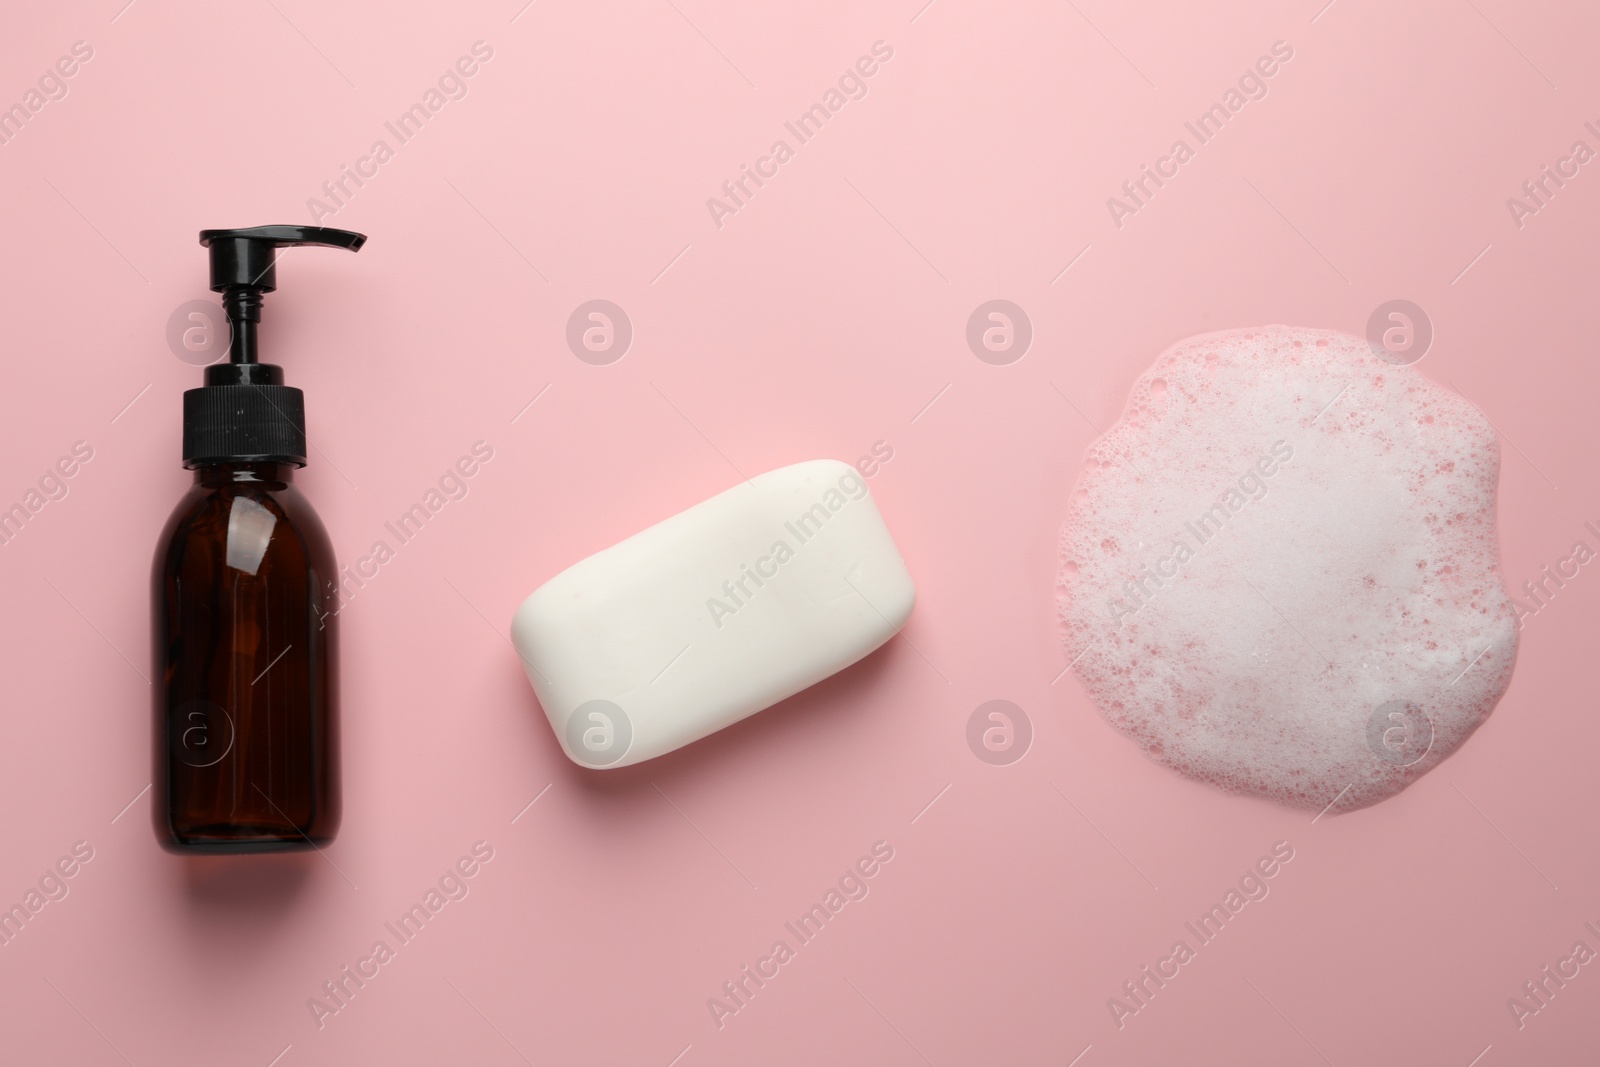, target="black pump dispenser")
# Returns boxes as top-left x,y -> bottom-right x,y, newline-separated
182,226 -> 366,468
